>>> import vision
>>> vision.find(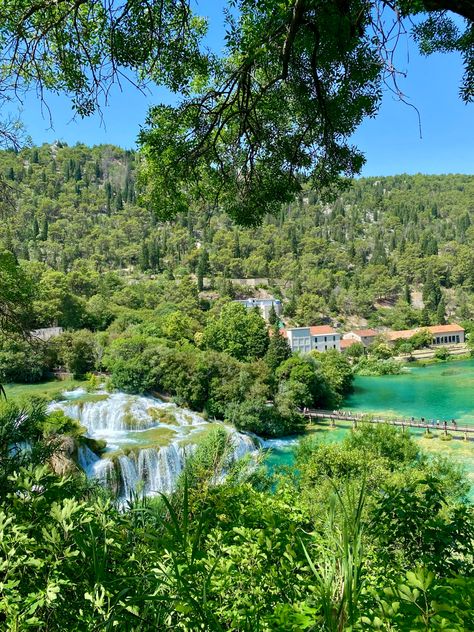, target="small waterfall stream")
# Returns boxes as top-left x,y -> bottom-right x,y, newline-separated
51,390 -> 258,501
